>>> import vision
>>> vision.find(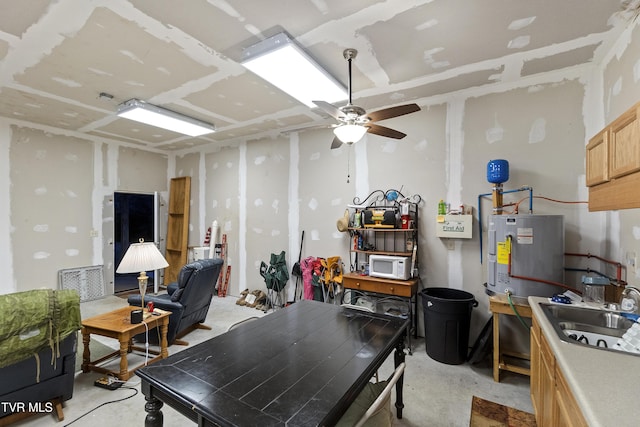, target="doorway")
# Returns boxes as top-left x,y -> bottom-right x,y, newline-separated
113,192 -> 160,294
